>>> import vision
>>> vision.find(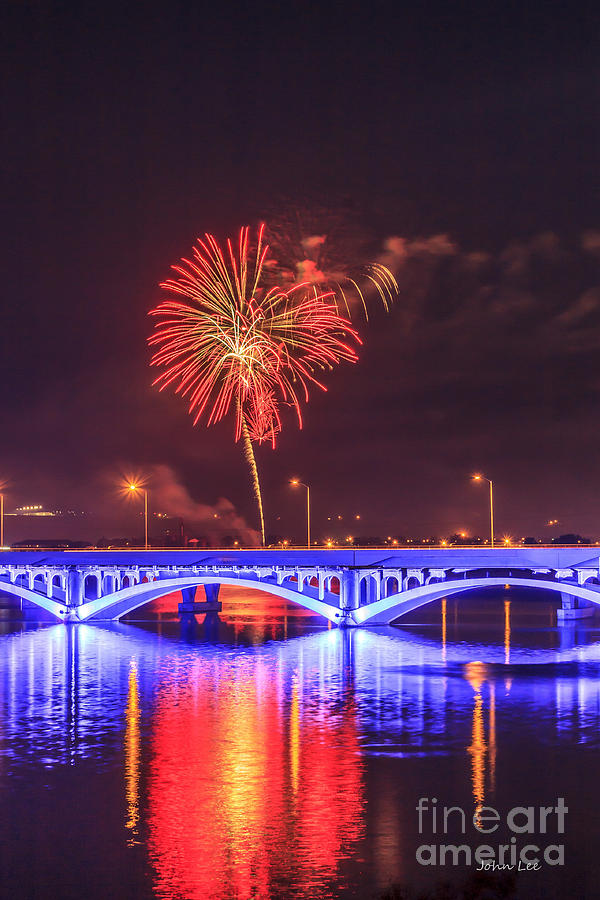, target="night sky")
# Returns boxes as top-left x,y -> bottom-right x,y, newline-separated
2,1 -> 599,544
